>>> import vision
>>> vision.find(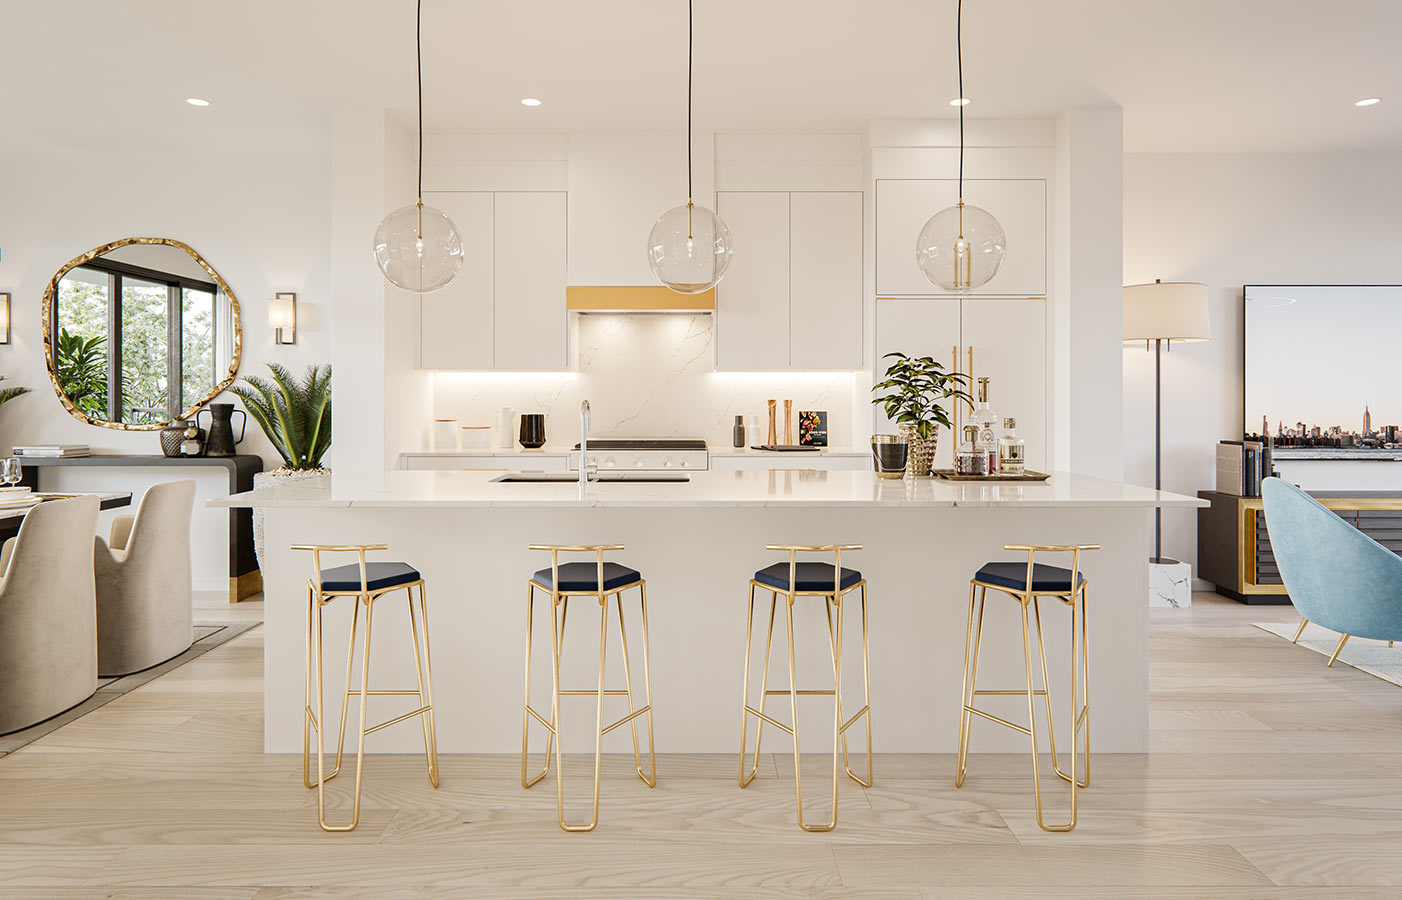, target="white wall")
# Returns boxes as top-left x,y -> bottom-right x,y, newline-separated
1123,151 -> 1402,576
0,147 -> 332,589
